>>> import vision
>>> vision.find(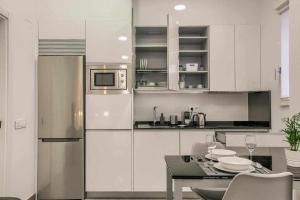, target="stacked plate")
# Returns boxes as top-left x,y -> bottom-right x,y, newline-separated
214,156 -> 255,173
205,149 -> 236,161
